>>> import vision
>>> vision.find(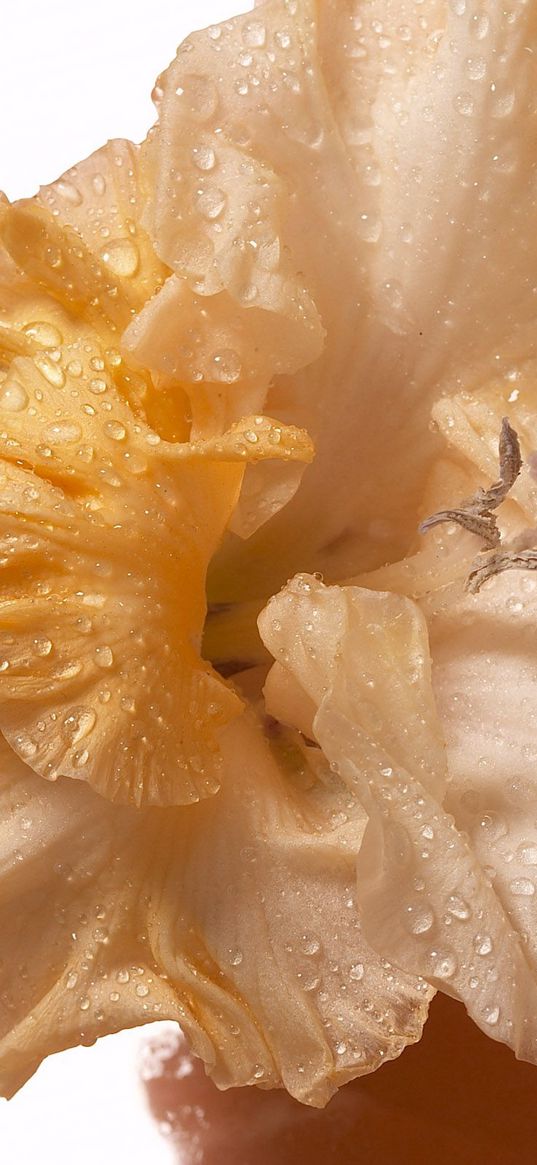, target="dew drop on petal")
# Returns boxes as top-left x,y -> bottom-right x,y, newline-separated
62,706 -> 97,745
44,422 -> 83,445
243,20 -> 266,47
474,933 -> 493,956
94,645 -> 114,669
212,349 -> 242,382
100,239 -> 140,278
0,380 -> 28,412
104,420 -> 127,441
509,877 -> 535,896
23,321 -> 63,348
